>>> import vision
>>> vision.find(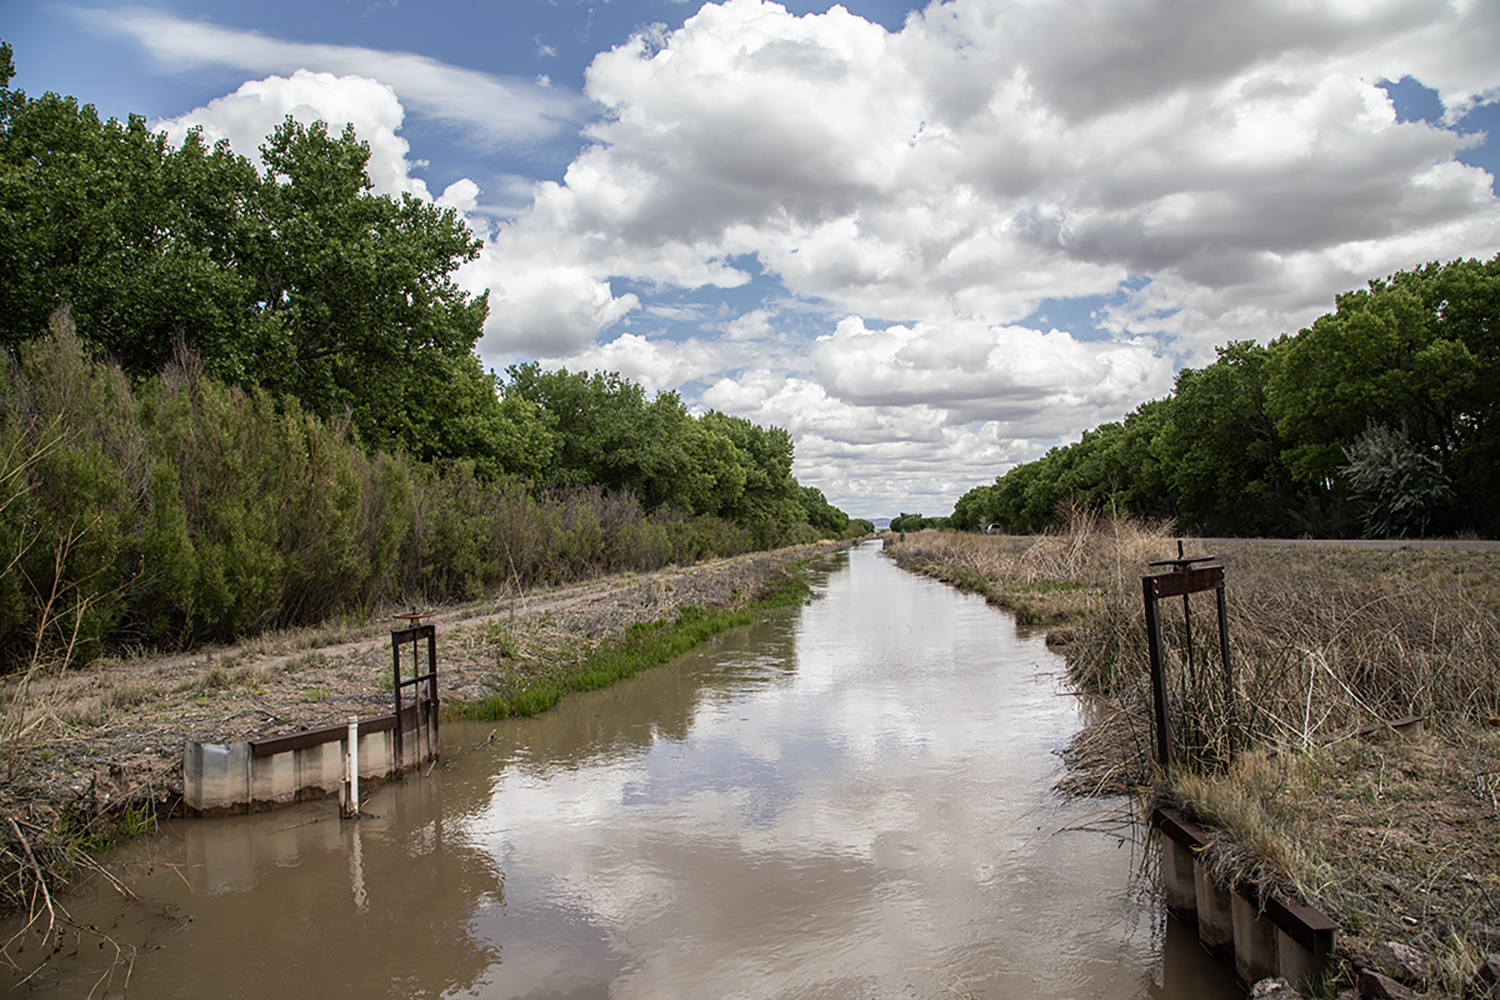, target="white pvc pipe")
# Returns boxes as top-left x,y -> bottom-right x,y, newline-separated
346,716 -> 360,818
